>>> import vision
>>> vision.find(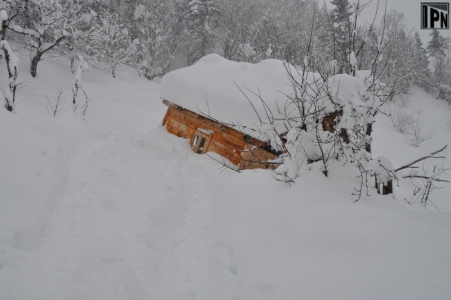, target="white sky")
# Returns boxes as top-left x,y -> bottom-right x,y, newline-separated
325,0 -> 451,44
